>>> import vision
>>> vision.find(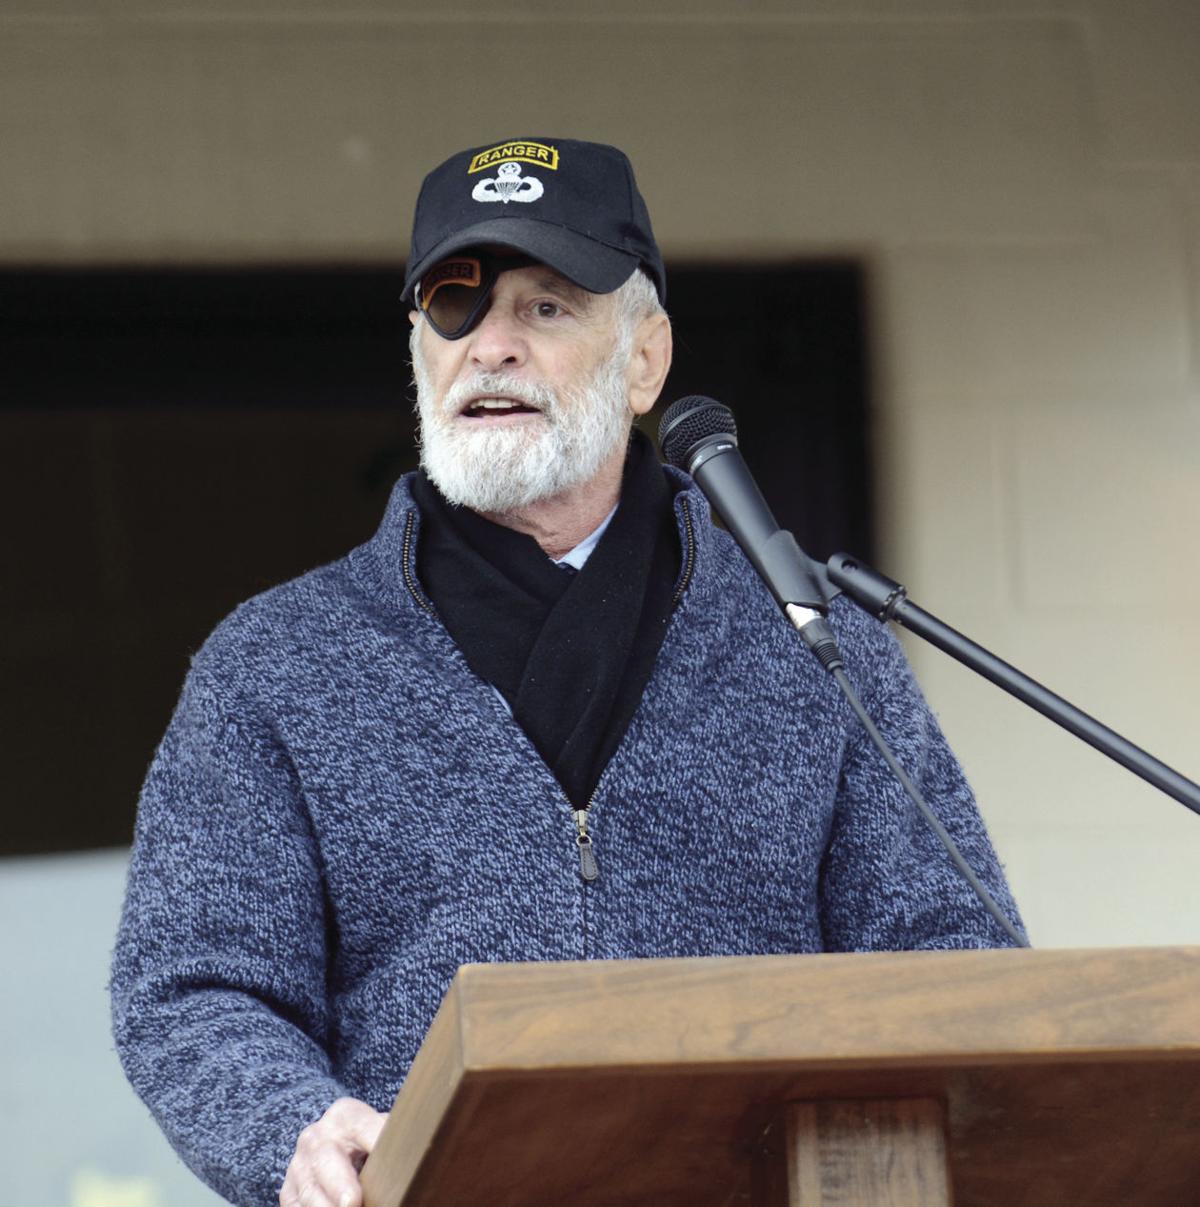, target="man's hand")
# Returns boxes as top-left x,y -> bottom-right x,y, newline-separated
279,1097 -> 386,1207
